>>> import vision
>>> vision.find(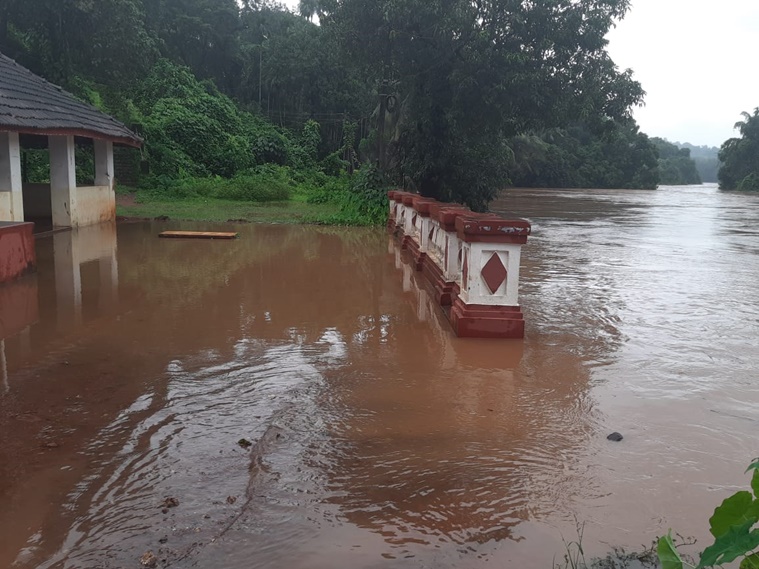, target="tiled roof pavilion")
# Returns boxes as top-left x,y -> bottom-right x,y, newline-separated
0,51 -> 140,233
0,53 -> 141,147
